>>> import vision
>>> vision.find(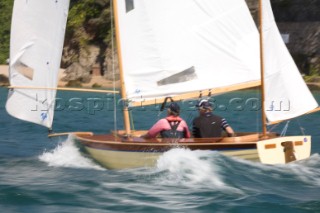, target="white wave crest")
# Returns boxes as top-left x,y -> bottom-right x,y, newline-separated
155,148 -> 234,190
38,135 -> 104,170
